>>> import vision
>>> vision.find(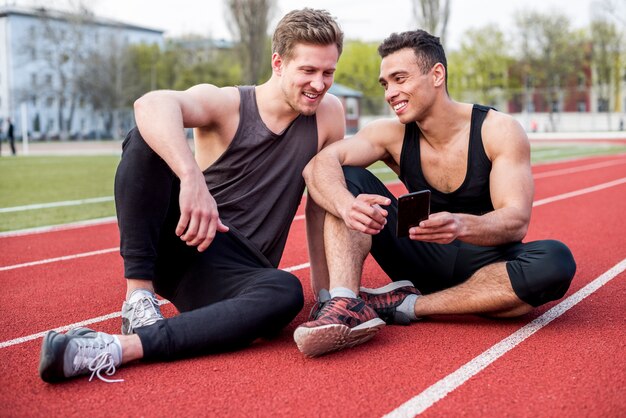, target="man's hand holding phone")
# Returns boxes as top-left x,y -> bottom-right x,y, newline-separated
396,190 -> 431,238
